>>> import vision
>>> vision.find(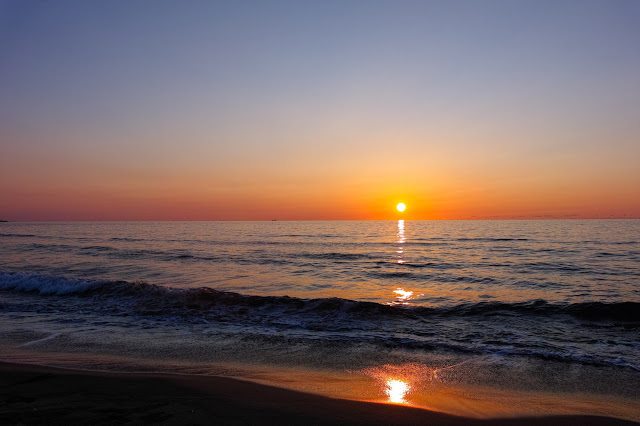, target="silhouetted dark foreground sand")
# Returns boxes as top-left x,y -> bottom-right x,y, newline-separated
0,362 -> 636,425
